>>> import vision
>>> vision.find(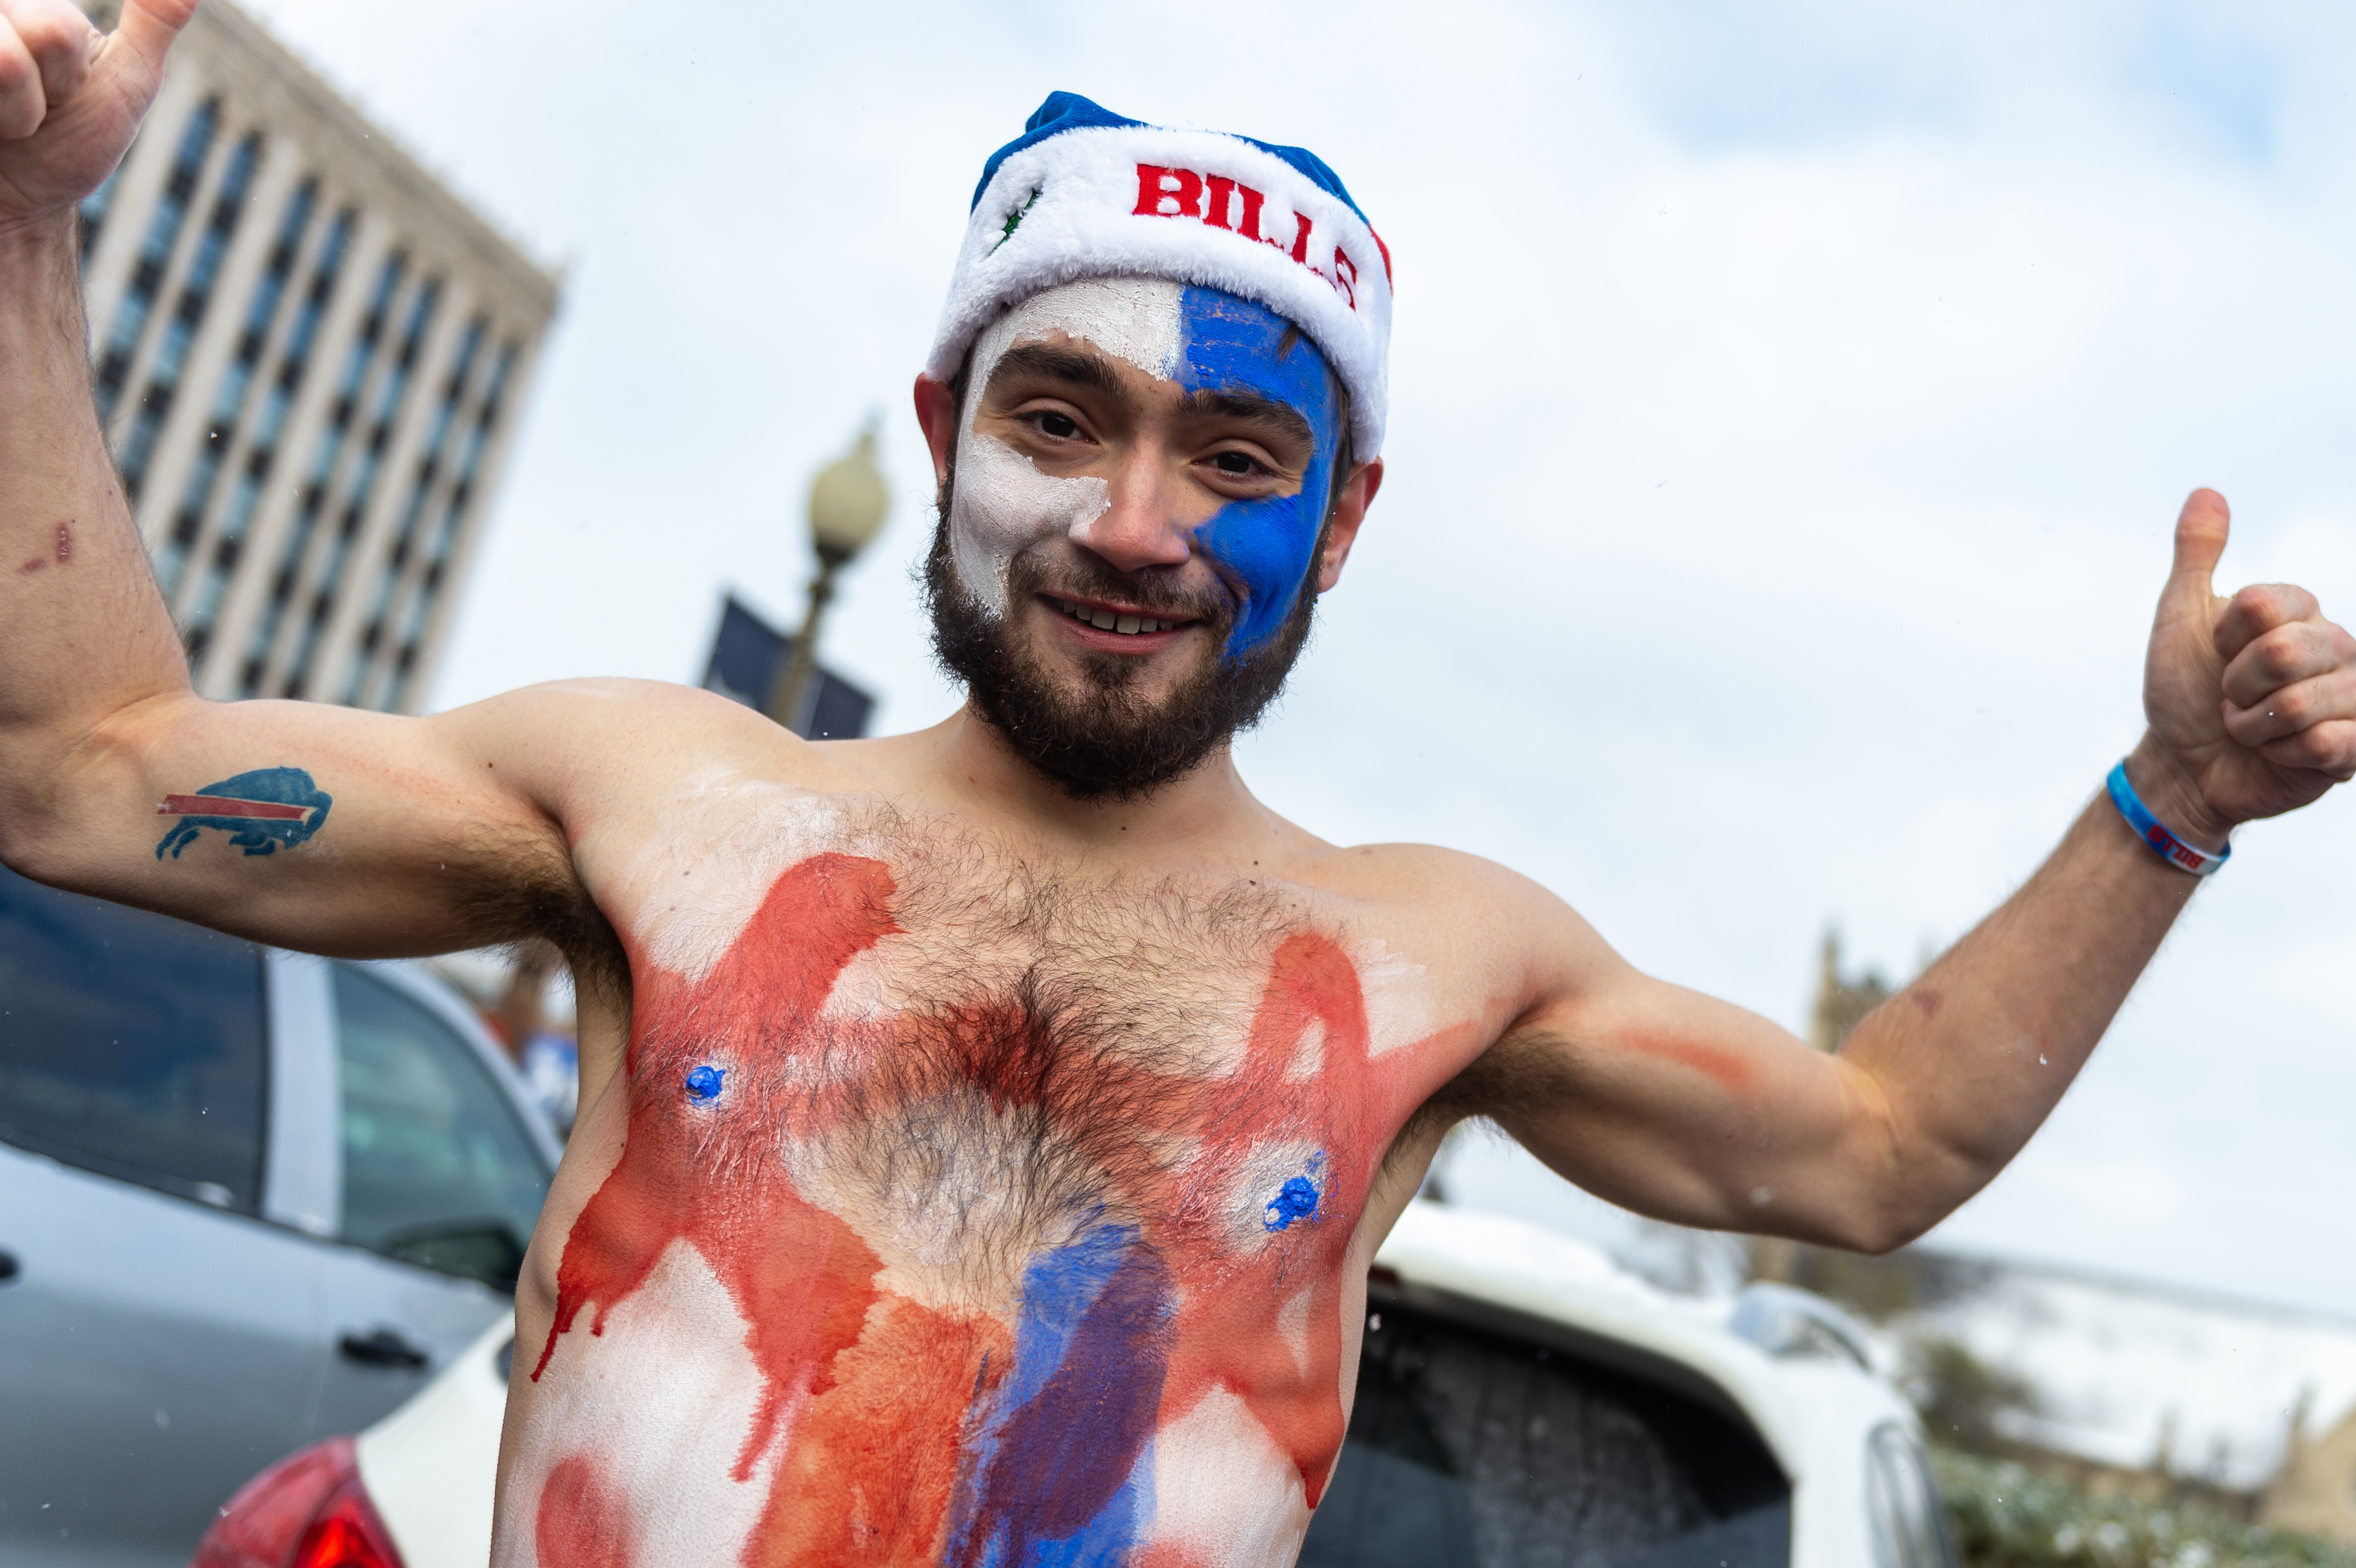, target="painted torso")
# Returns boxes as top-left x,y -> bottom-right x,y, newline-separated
495,775 -> 1496,1568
